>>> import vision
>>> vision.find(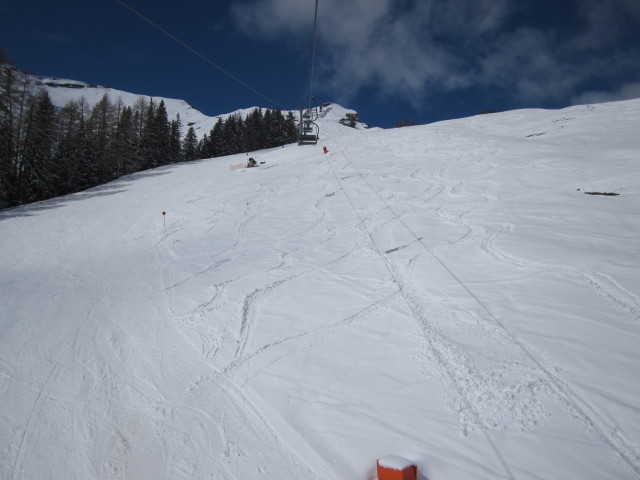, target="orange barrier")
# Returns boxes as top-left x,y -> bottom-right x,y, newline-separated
377,456 -> 417,480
